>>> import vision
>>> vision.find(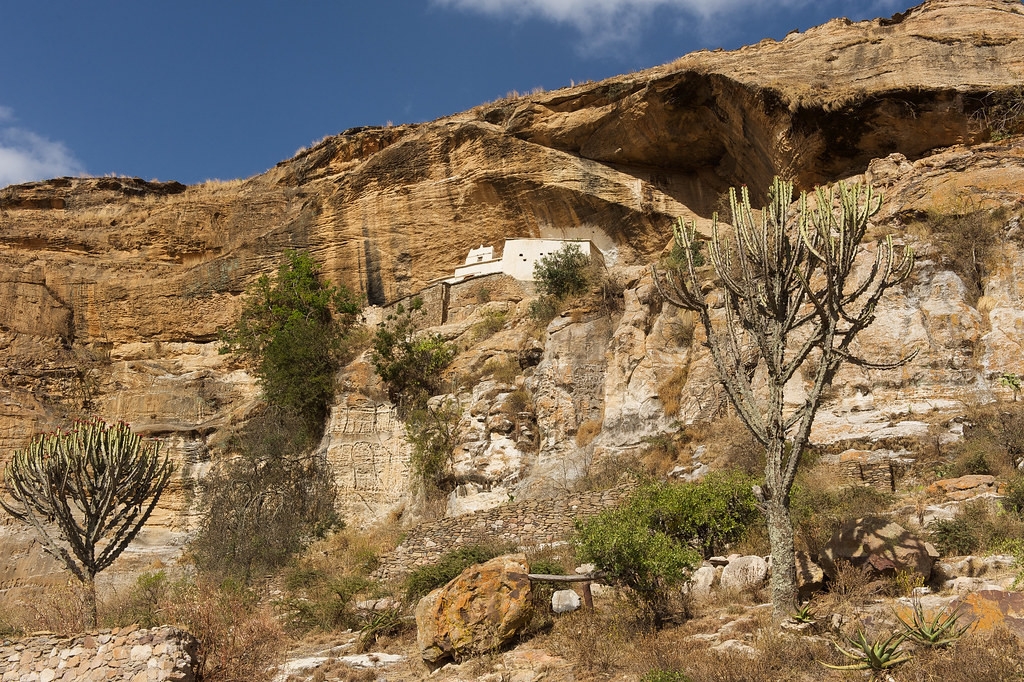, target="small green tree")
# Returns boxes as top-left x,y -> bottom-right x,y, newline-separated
576,476 -> 759,624
533,242 -> 591,299
219,249 -> 360,438
371,297 -> 457,415
0,419 -> 173,627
